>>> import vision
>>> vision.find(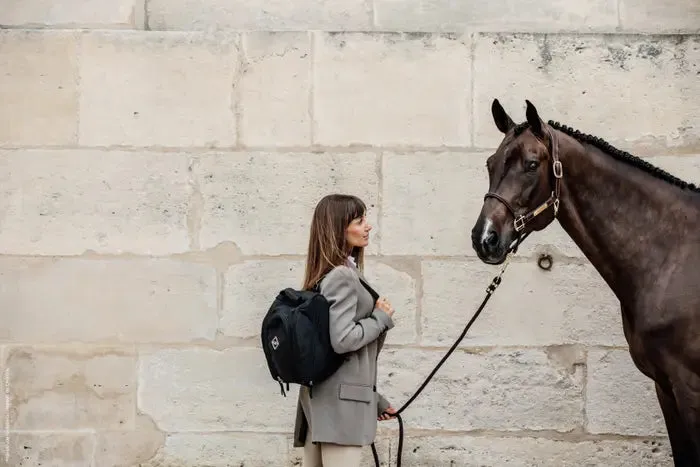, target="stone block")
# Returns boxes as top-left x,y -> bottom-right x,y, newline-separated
144,433 -> 290,466
620,0 -> 700,33
473,34 -> 700,151
376,348 -> 584,431
0,0 -> 145,28
0,30 -> 78,146
7,347 -> 135,430
195,152 -> 379,255
7,433 -> 94,467
389,435 -> 671,466
421,260 -> 625,347
313,32 -> 471,147
222,259 -> 305,340
94,415 -> 165,467
364,259 -> 418,345
79,31 -> 237,147
240,32 -> 311,147
586,349 -> 667,436
0,150 -> 191,255
381,151 -> 487,256
138,347 -> 298,432
0,258 -> 218,343
147,0 -> 370,31
374,0 -> 618,33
